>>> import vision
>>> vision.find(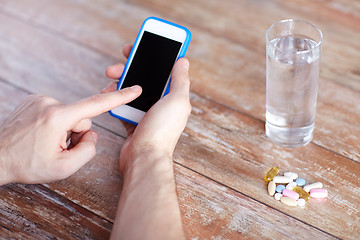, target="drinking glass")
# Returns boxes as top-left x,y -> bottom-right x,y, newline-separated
266,19 -> 323,147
